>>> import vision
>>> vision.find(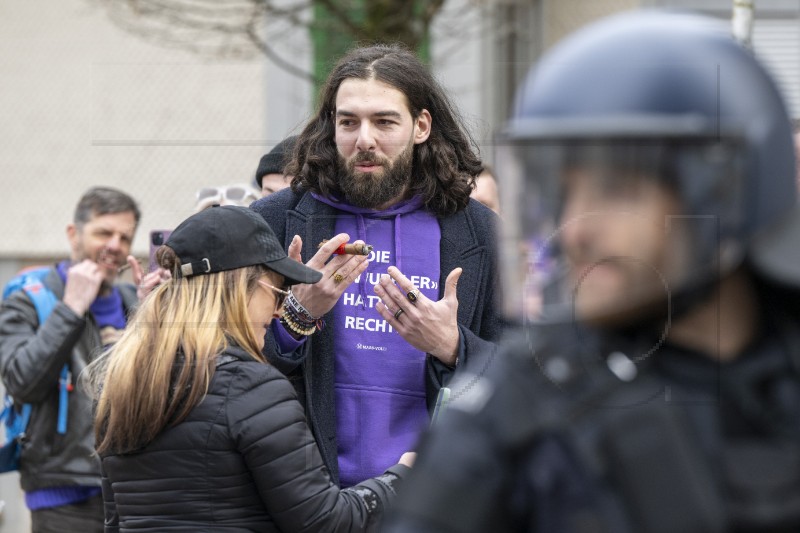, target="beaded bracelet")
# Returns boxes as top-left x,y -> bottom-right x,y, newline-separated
279,289 -> 325,336
280,310 -> 318,336
283,303 -> 316,330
